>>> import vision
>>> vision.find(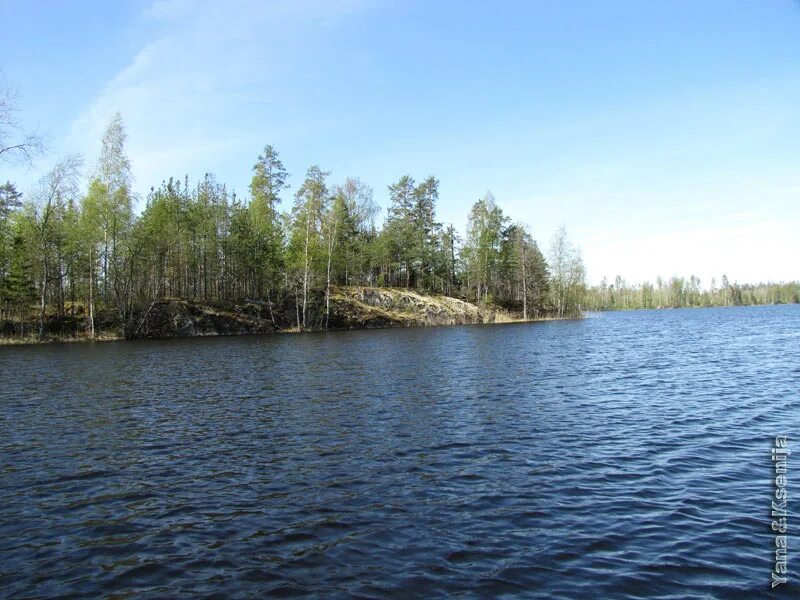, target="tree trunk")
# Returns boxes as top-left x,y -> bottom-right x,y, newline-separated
88,247 -> 95,338
103,226 -> 109,304
325,217 -> 336,330
267,288 -> 276,328
38,261 -> 48,340
295,285 -> 301,330
302,211 -> 310,330
521,240 -> 528,320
